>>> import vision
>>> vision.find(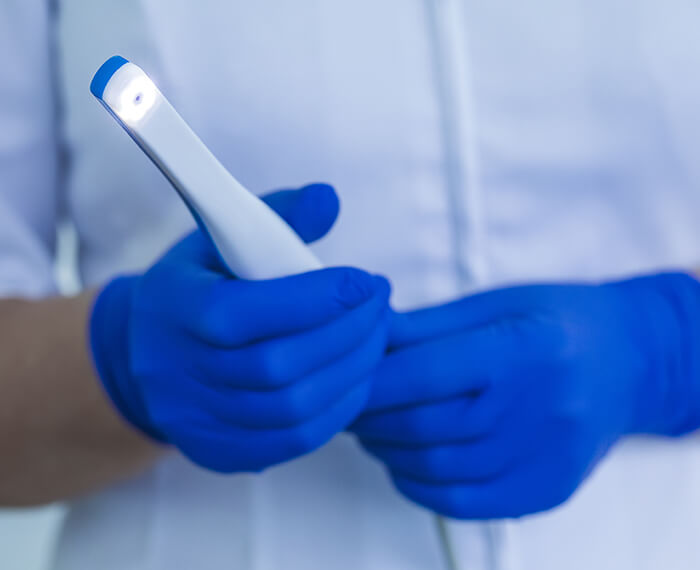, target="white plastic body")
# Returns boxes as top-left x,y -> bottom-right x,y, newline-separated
99,62 -> 322,280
